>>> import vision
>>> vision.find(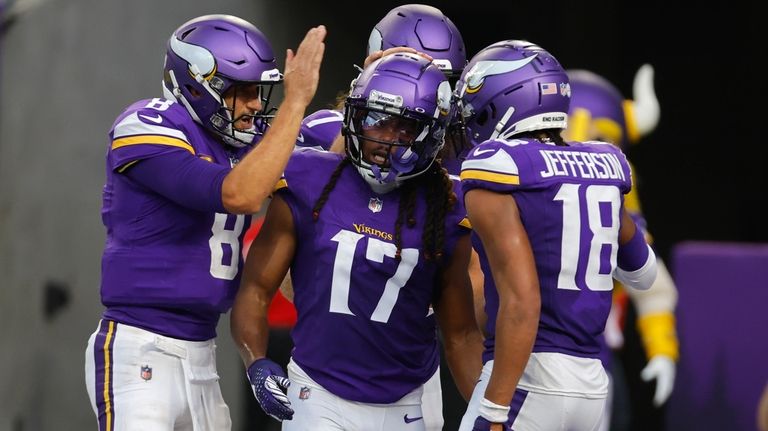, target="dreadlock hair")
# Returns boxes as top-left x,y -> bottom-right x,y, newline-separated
392,178 -> 418,261
311,157 -> 352,221
439,118 -> 471,162
416,159 -> 456,262
310,157 -> 457,262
